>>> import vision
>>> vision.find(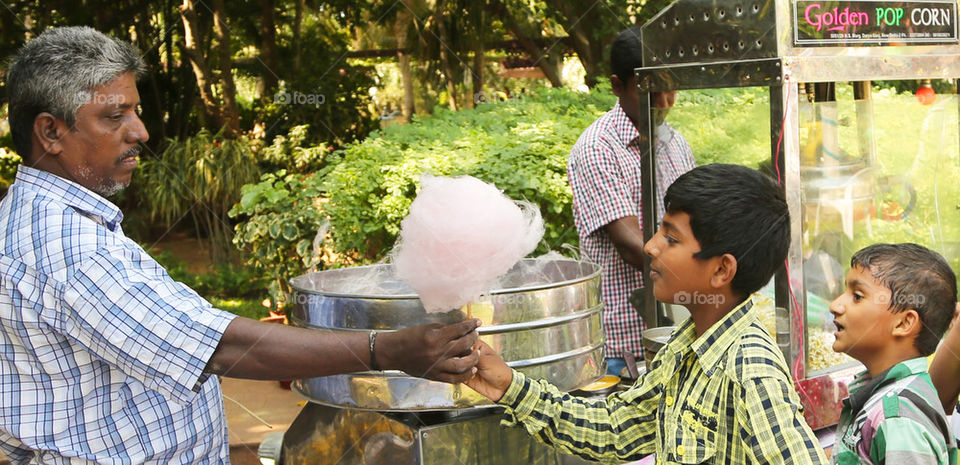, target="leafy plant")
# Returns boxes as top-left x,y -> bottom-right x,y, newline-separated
135,130 -> 260,265
0,147 -> 21,196
229,170 -> 329,307
256,124 -> 330,173
147,249 -> 268,300
316,84 -> 616,263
